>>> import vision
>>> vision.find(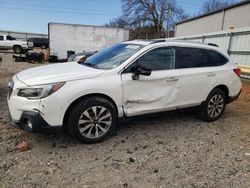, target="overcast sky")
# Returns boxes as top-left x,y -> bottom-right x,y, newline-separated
0,0 -> 223,34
